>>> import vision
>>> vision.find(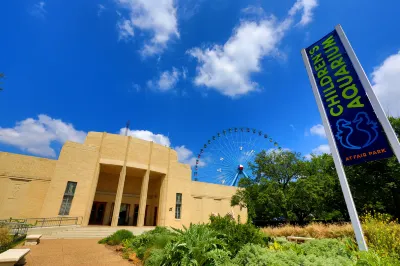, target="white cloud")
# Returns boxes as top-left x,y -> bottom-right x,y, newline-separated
31,1 -> 46,19
372,51 -> 400,117
304,143 -> 331,160
116,0 -> 179,56
312,144 -> 331,154
117,19 -> 134,40
0,115 -> 86,157
121,129 -> 171,147
188,1 -> 318,97
241,6 -> 265,16
98,4 -> 106,17
289,0 -> 318,26
147,67 -> 180,92
175,145 -> 205,167
290,124 -> 296,131
309,124 -> 326,138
